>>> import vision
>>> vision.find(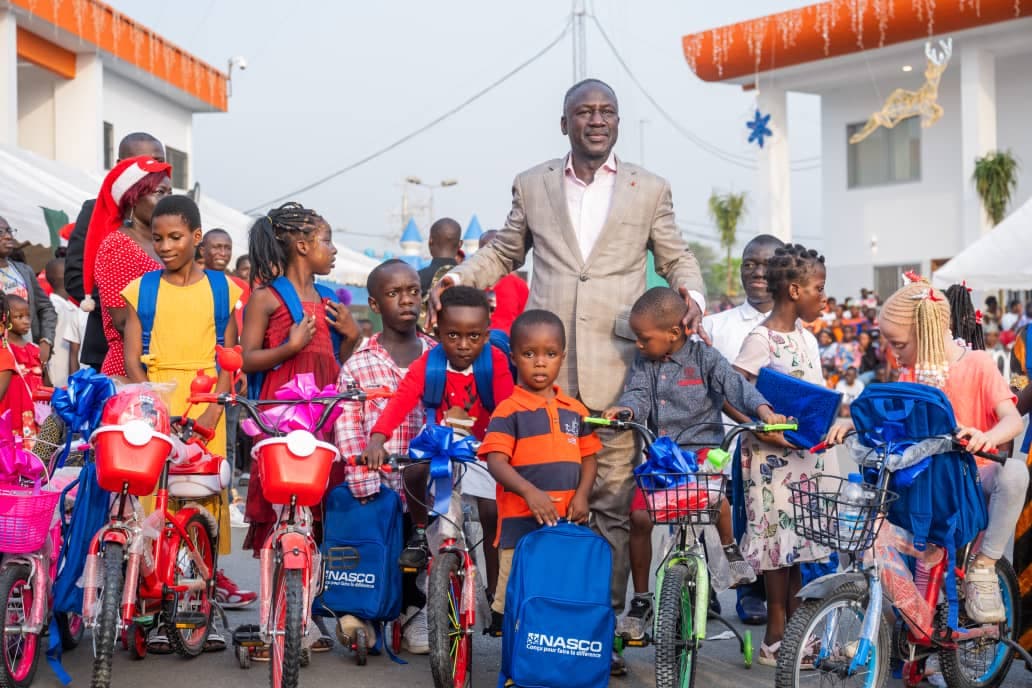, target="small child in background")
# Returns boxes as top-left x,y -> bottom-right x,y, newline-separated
480,310 -> 599,635
5,295 -> 43,445
835,366 -> 865,416
45,258 -> 85,386
603,287 -> 786,641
